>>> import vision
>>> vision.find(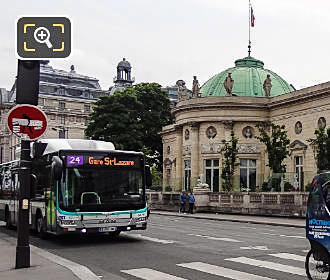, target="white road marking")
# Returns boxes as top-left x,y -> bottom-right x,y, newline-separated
31,245 -> 100,280
260,232 -> 305,239
177,262 -> 276,280
240,245 -> 270,251
122,233 -> 175,244
188,233 -> 241,243
270,253 -> 306,262
121,268 -> 187,280
226,256 -> 306,276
